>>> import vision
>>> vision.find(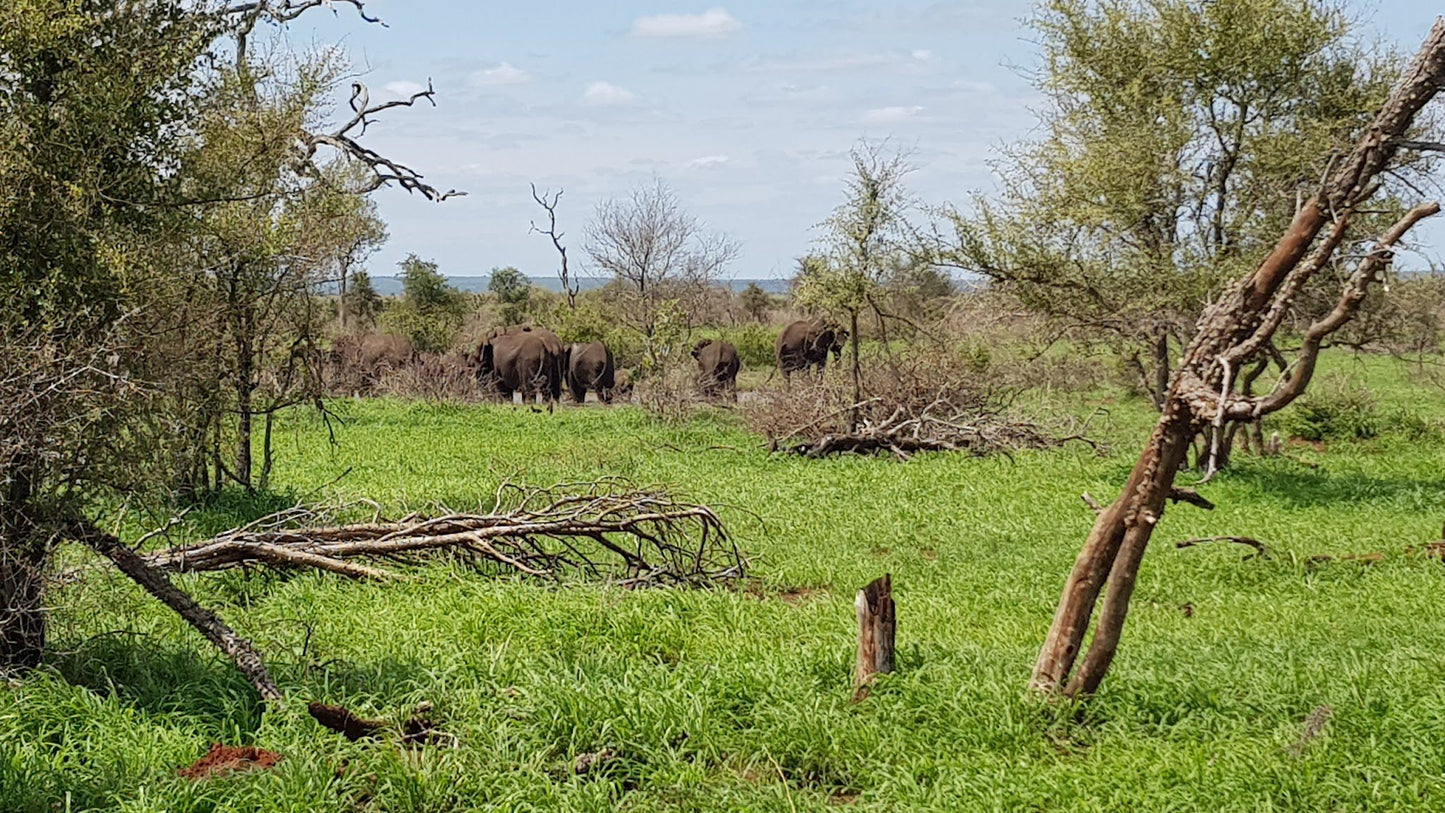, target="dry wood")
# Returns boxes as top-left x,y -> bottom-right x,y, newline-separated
1032,19 -> 1445,699
1175,536 -> 1269,558
852,574 -> 896,701
80,481 -> 744,589
70,522 -> 281,701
